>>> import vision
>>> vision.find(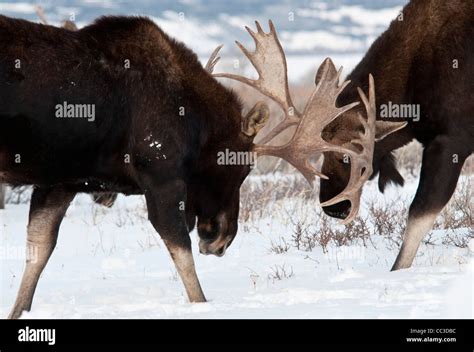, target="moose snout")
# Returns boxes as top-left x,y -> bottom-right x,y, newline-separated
198,237 -> 230,257
197,212 -> 234,257
197,222 -> 232,257
320,175 -> 352,220
199,241 -> 227,257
